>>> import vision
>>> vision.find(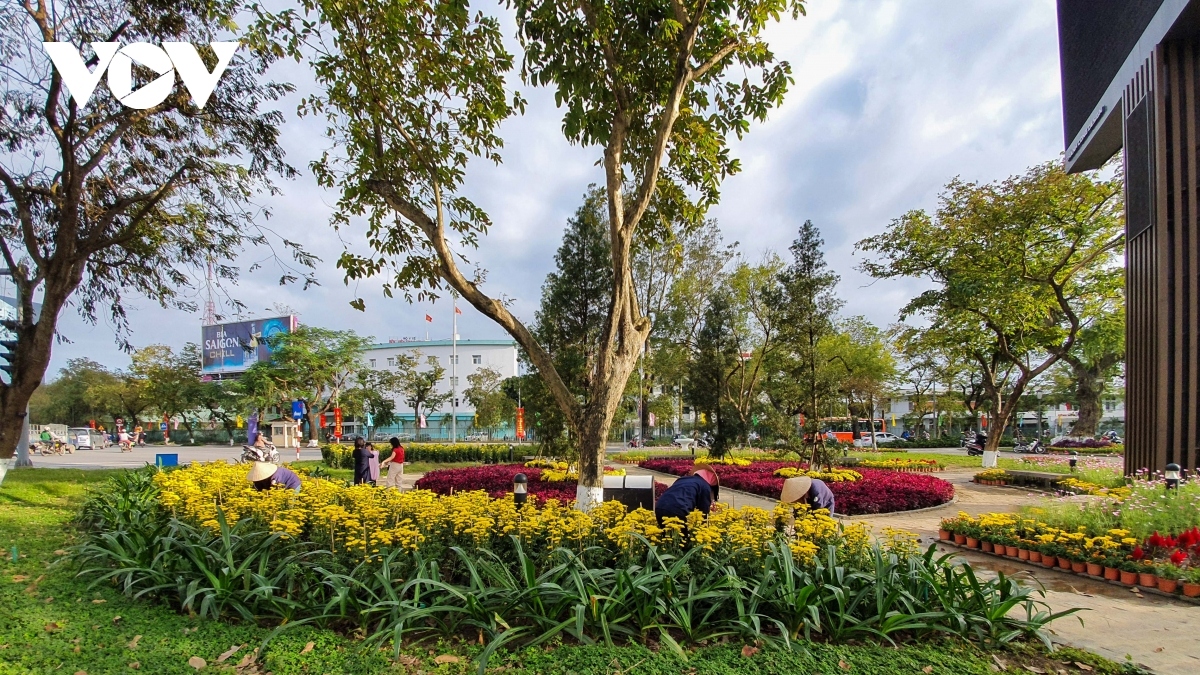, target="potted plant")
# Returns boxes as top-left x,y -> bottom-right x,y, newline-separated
1183,567 -> 1200,598
981,540 -> 994,553
1119,560 -> 1139,586
1137,562 -> 1158,588
1156,562 -> 1182,594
